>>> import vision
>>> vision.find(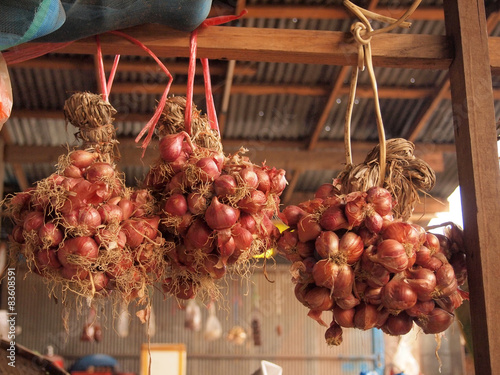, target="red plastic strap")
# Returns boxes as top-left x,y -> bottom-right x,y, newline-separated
184,10 -> 247,136
95,36 -> 108,101
106,55 -> 121,96
109,31 -> 173,155
201,10 -> 248,27
184,29 -> 198,136
201,58 -> 219,135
